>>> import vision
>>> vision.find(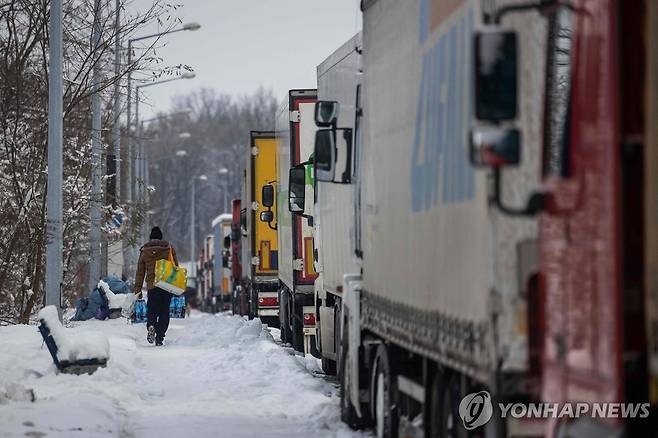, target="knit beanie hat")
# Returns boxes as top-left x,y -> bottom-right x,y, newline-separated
149,226 -> 163,240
